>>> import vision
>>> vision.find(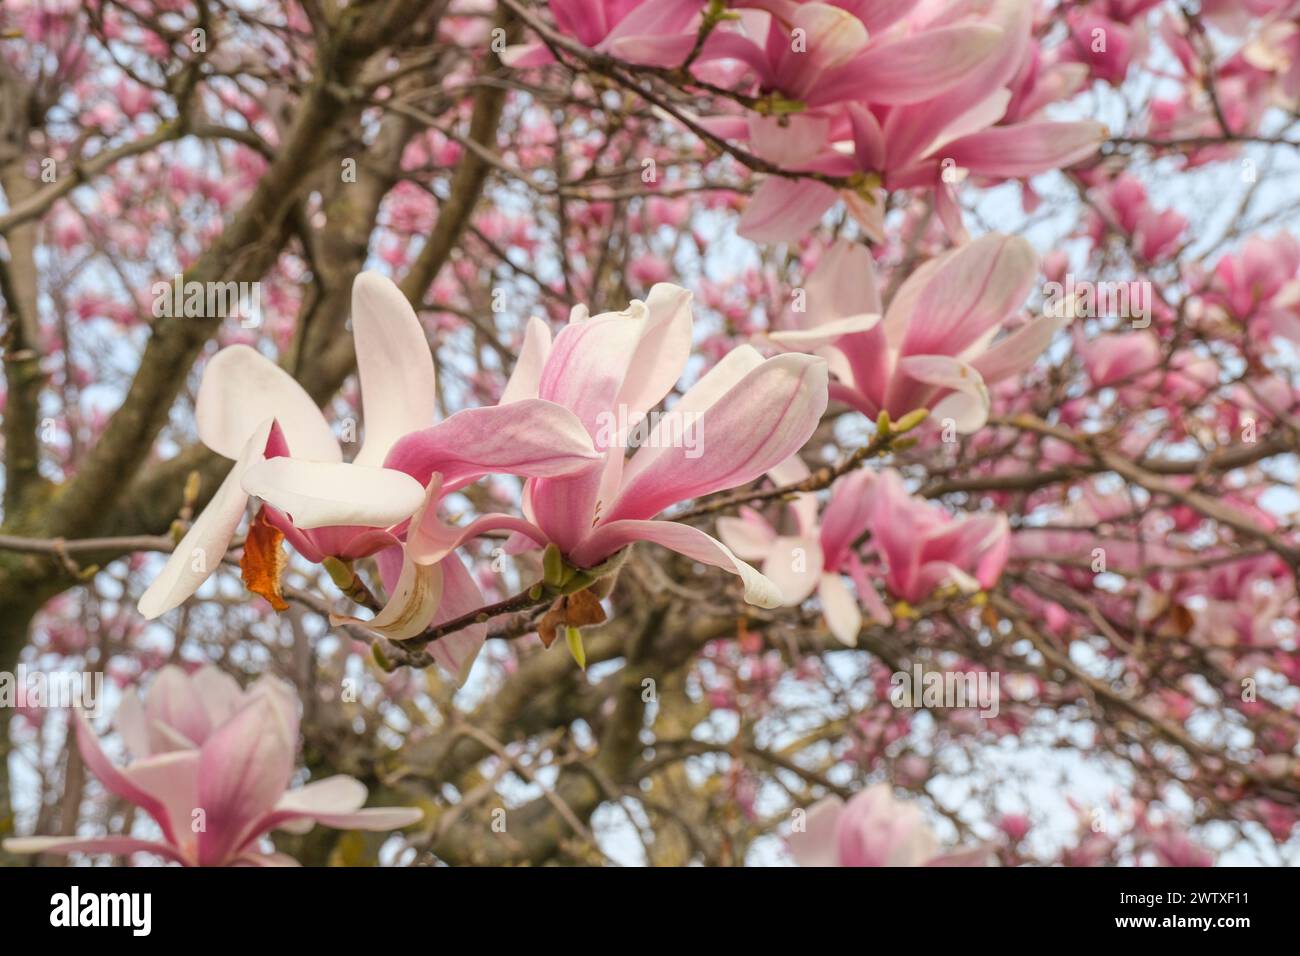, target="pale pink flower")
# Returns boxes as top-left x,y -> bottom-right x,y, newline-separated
3,666 -> 421,866
404,285 -> 829,607
717,462 -> 890,645
503,0 -> 705,68
788,784 -> 990,866
140,273 -> 599,678
870,469 -> 1010,604
734,0 -> 1106,242
772,235 -> 1056,433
